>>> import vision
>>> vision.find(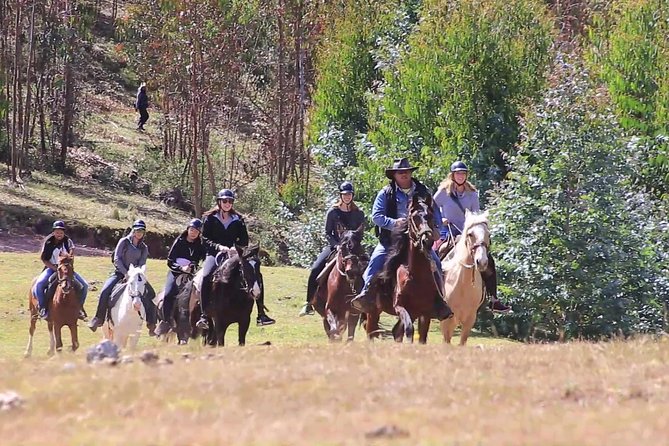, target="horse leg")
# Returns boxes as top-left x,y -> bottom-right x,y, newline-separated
326,309 -> 339,342
365,311 -> 381,341
238,316 -> 250,346
217,322 -> 228,347
47,321 -> 56,356
459,315 -> 476,346
54,323 -> 64,353
440,316 -> 457,344
70,324 -> 79,352
395,306 -> 414,343
418,315 -> 431,344
346,312 -> 359,342
392,320 -> 403,342
24,310 -> 38,358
